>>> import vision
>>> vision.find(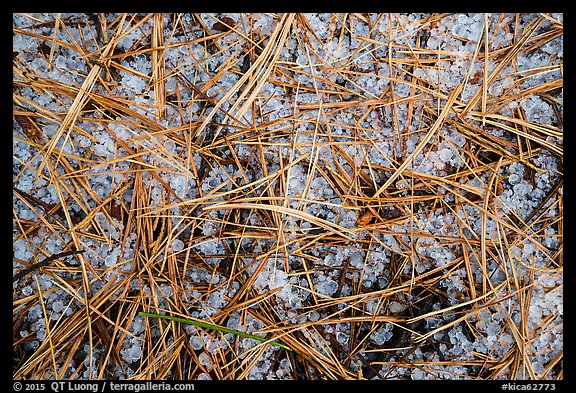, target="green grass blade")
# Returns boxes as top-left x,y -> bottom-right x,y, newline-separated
139,311 -> 291,350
